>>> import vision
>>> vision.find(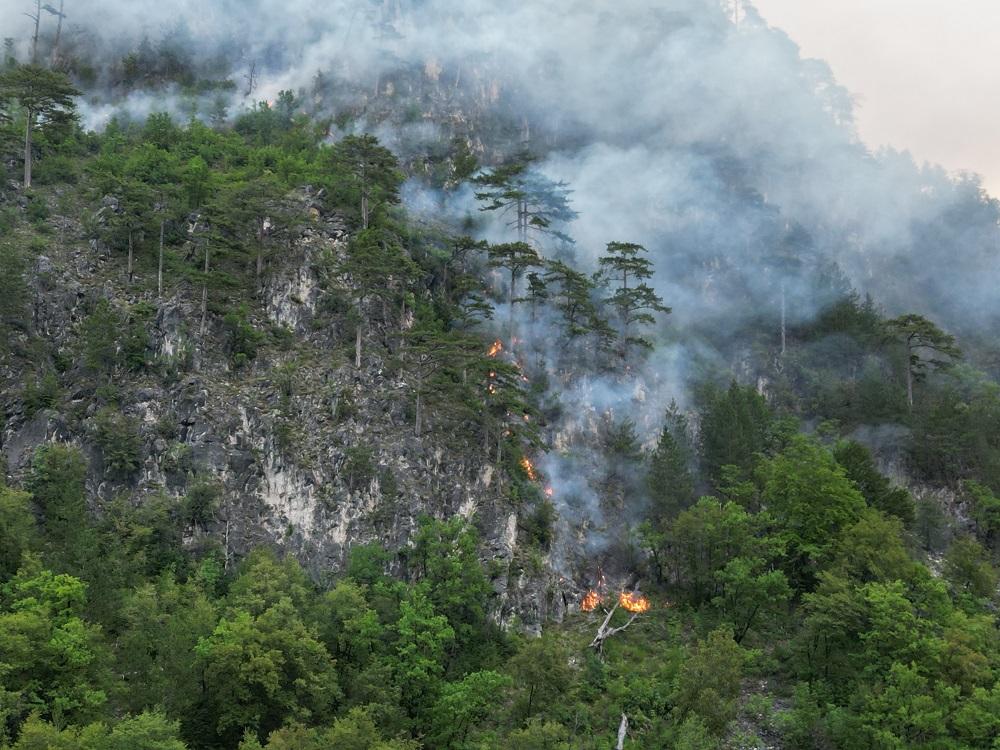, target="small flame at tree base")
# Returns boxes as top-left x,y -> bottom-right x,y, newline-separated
487,339 -> 503,358
520,457 -> 538,481
581,590 -> 603,612
619,591 -> 651,613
